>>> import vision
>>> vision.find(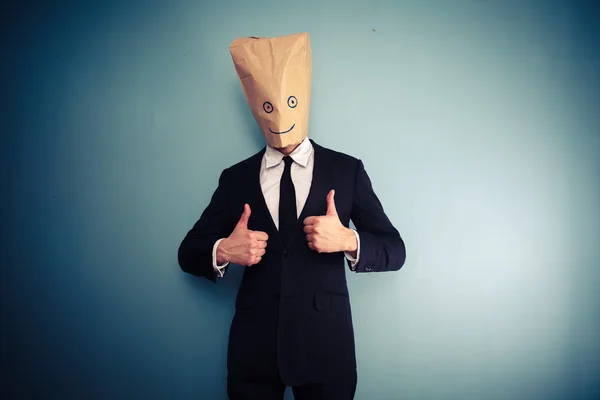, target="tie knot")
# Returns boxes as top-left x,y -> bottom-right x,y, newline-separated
283,156 -> 294,168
